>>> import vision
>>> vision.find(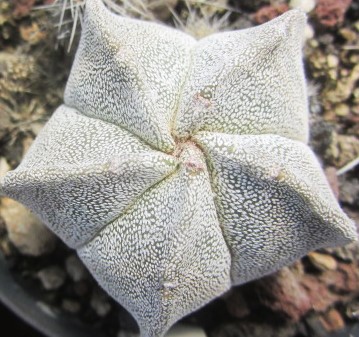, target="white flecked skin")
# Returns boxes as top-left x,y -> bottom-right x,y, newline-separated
1,0 -> 357,336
